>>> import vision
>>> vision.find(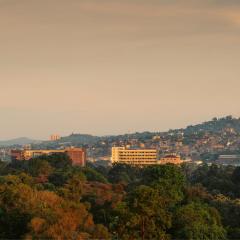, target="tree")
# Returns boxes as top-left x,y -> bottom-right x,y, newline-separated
46,153 -> 72,169
83,167 -> 108,183
232,167 -> 240,184
0,174 -> 109,239
58,173 -> 86,202
173,202 -> 226,240
191,164 -> 236,198
108,163 -> 139,184
28,158 -> 53,178
0,208 -> 30,239
113,185 -> 171,240
141,164 -> 186,204
211,196 -> 240,240
0,160 -> 8,175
